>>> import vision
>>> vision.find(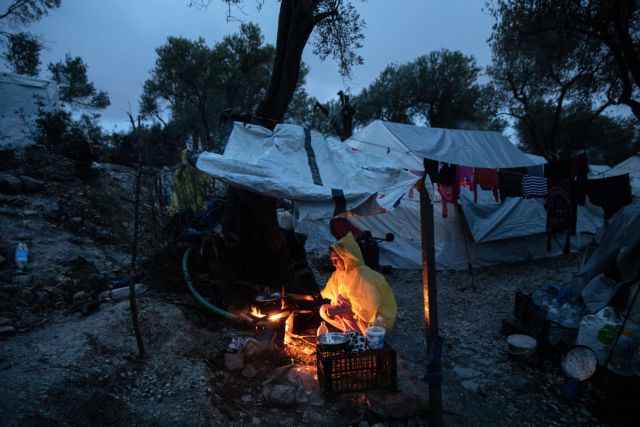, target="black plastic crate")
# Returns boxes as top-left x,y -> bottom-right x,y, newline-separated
514,291 -> 578,347
316,344 -> 397,396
